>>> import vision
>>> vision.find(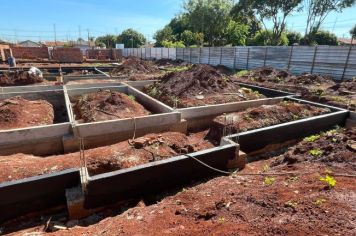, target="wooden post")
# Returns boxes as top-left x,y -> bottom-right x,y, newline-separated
246,47 -> 250,70
263,47 -> 268,66
311,46 -> 318,74
233,47 -> 237,70
287,46 -> 294,71
341,45 -> 353,80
